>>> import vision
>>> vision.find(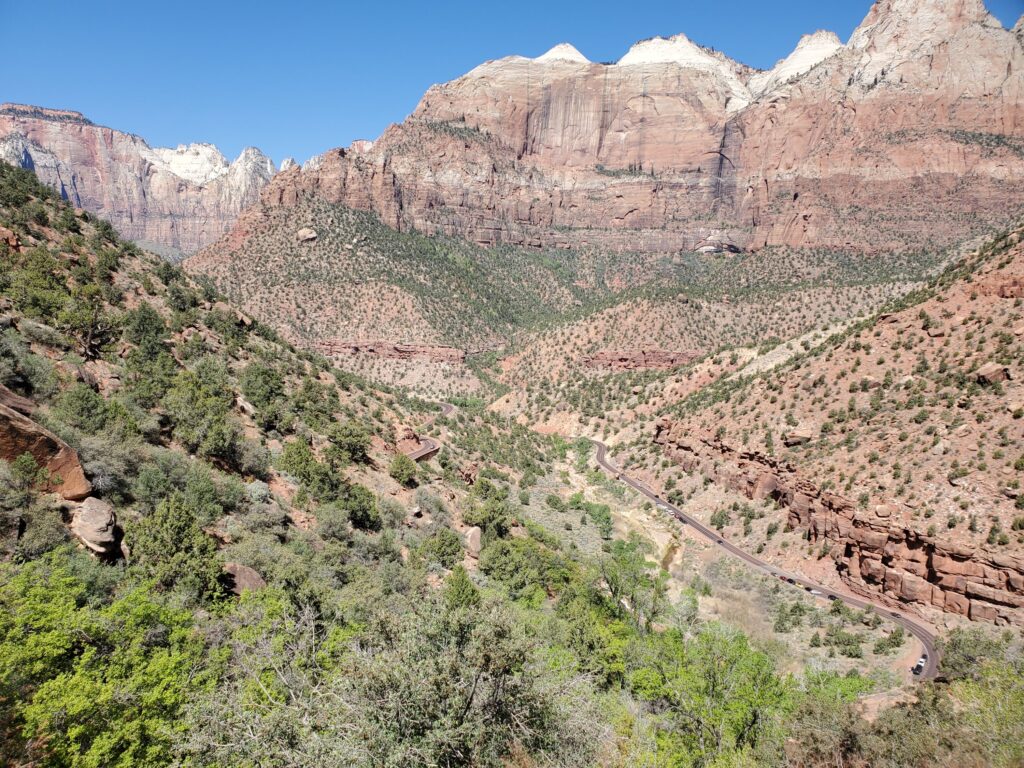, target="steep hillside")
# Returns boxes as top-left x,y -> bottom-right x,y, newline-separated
237,0 -> 1024,255
644,221 -> 1024,626
0,103 -> 277,256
